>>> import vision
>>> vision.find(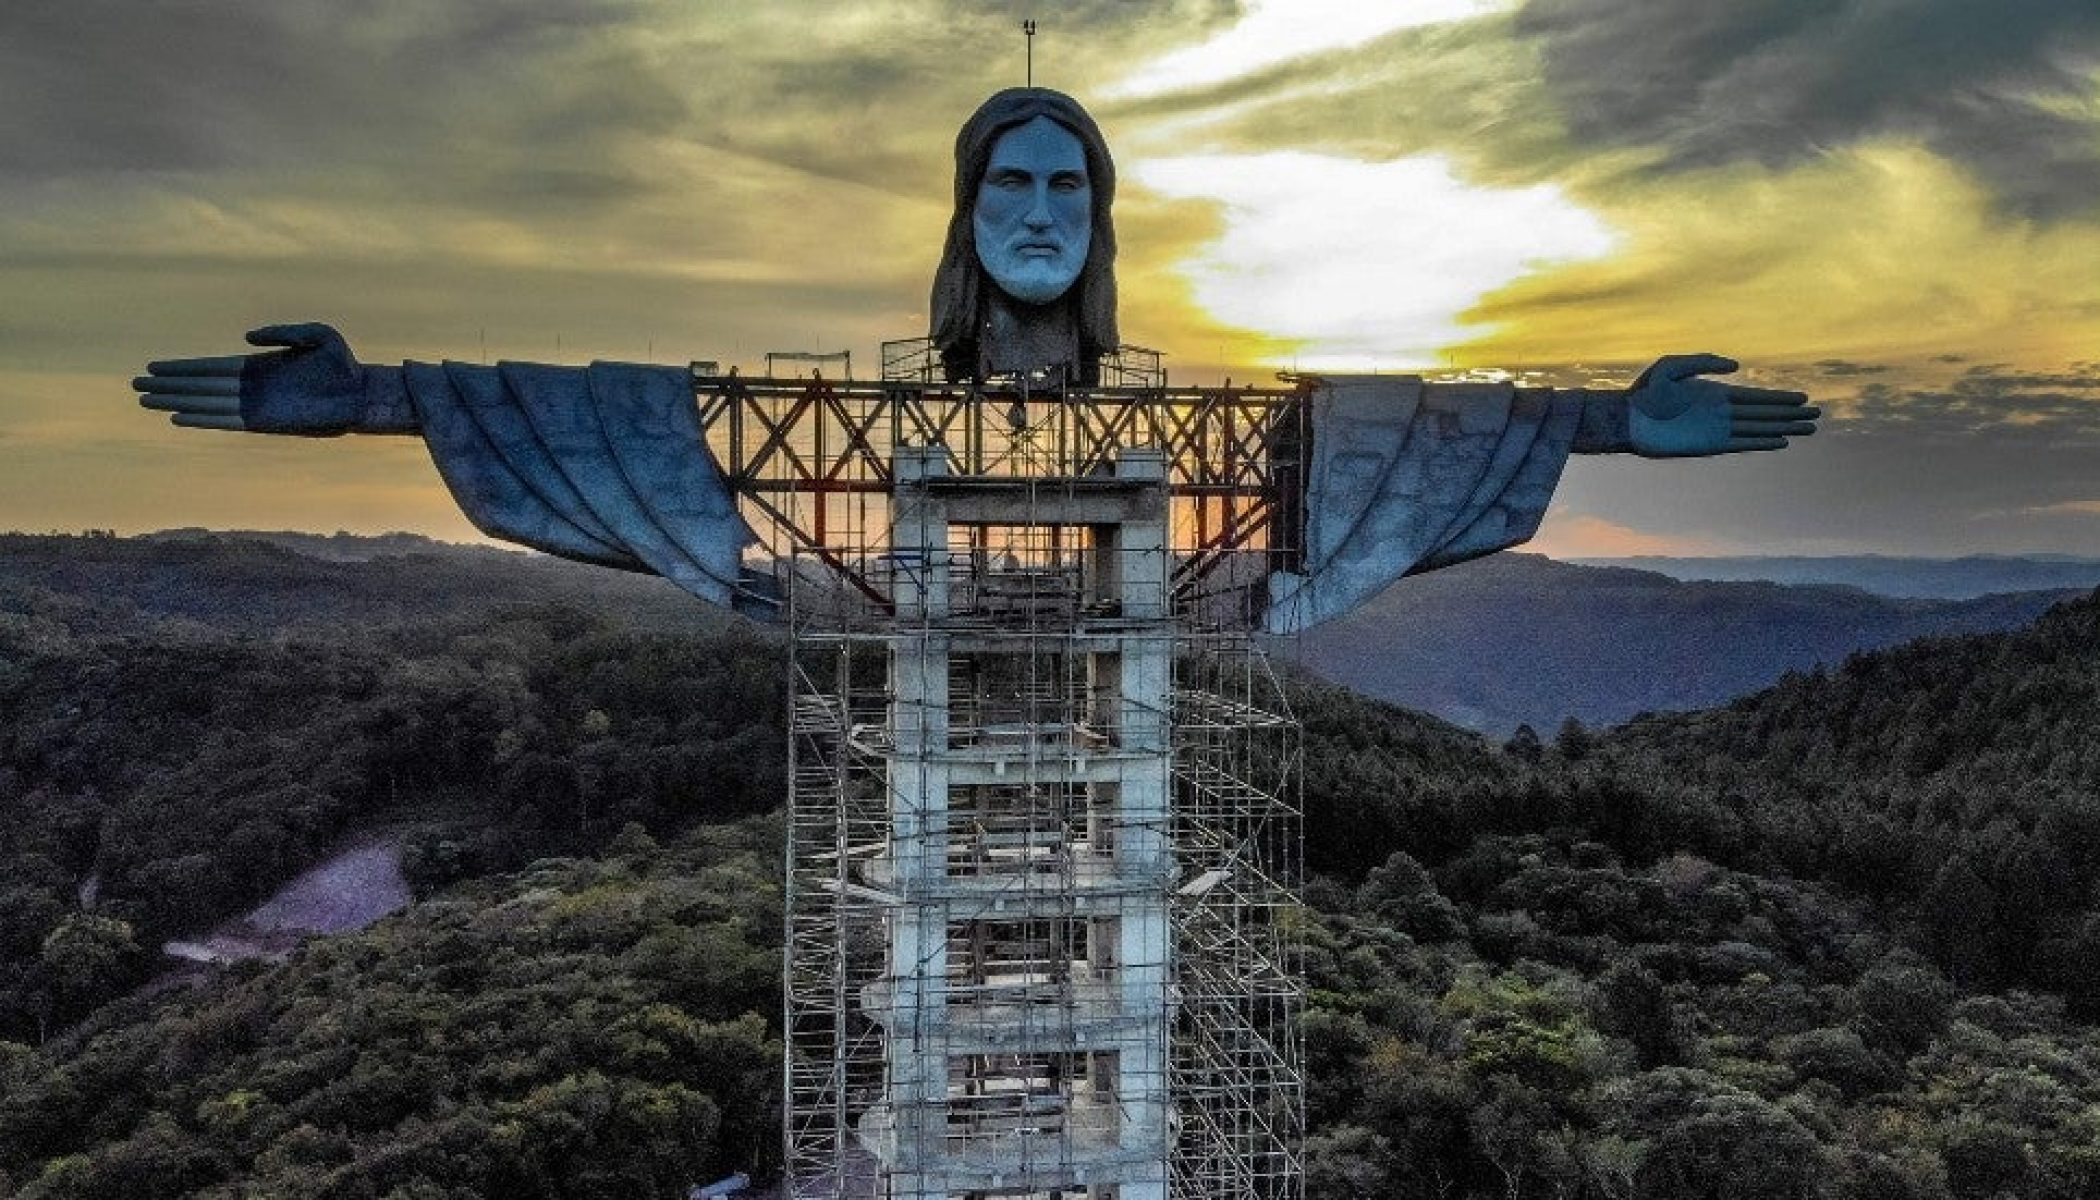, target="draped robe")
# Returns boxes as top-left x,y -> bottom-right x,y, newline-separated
375,365 -> 1581,631
1262,376 -> 1582,633
390,361 -> 763,615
